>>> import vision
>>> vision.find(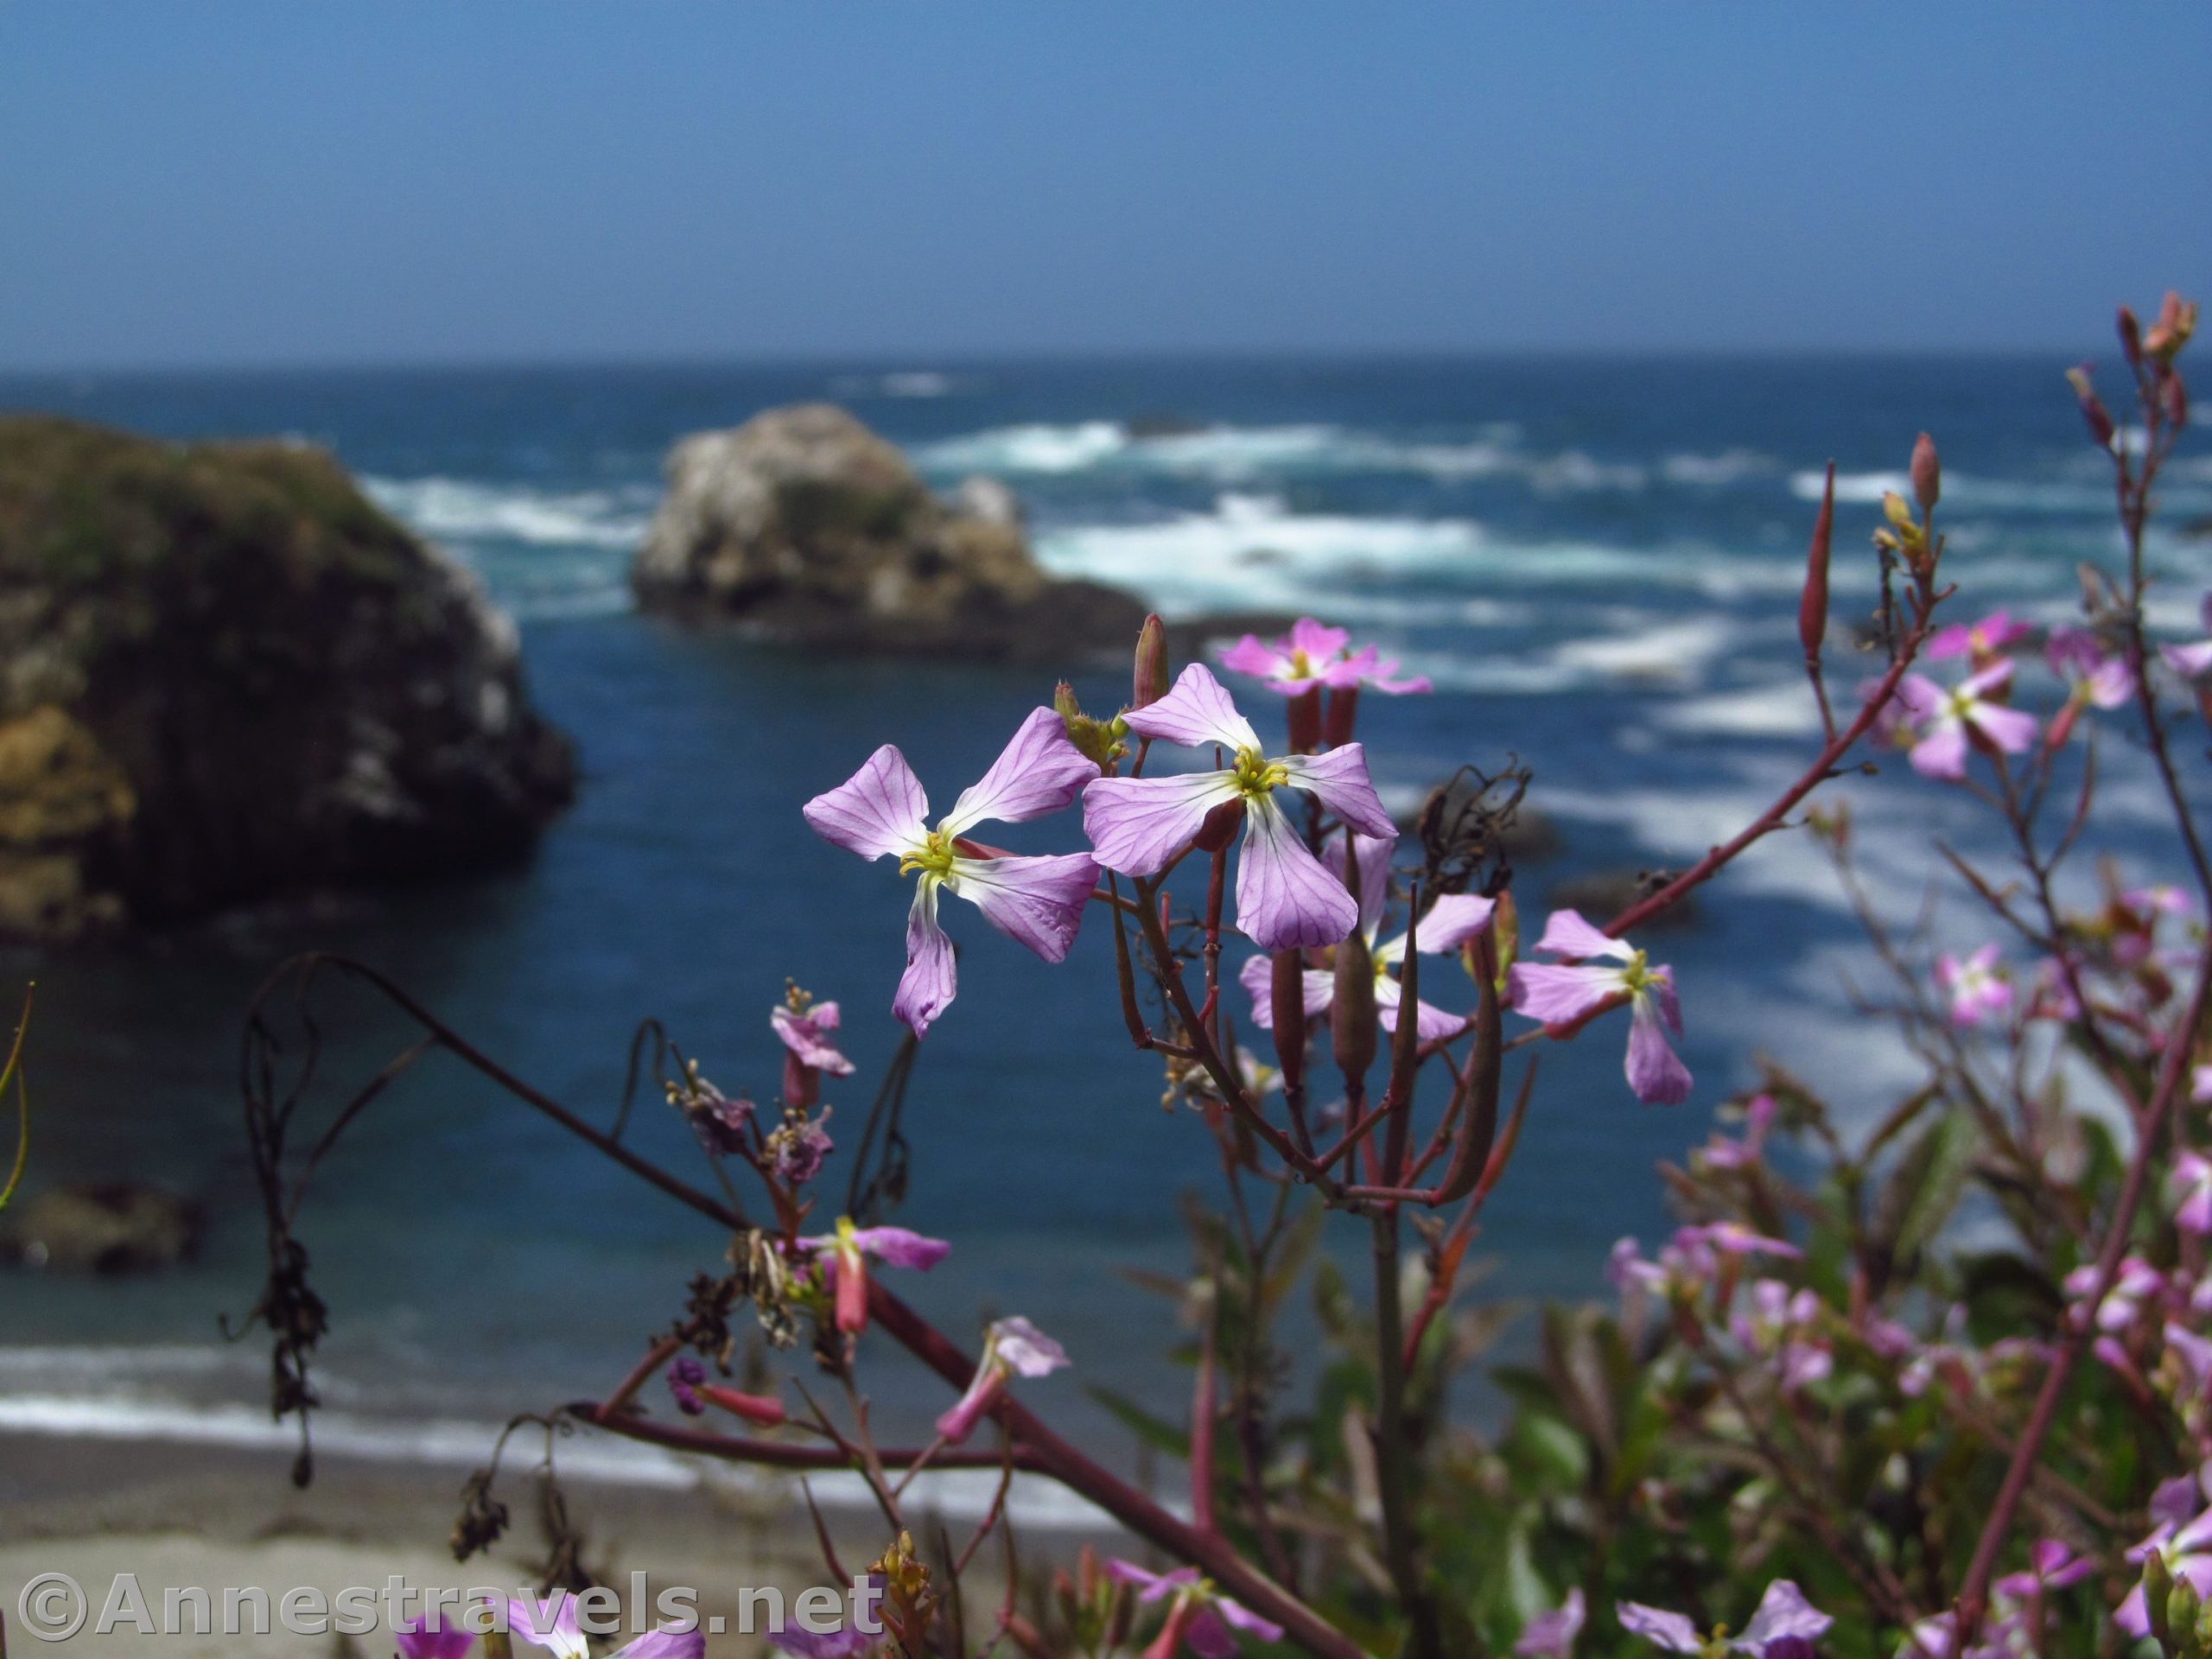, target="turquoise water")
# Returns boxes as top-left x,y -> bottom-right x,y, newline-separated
2,355 -> 2206,1459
